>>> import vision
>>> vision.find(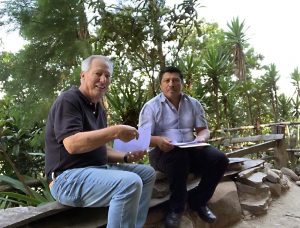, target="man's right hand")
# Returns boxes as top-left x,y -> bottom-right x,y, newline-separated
116,125 -> 139,142
157,136 -> 174,152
